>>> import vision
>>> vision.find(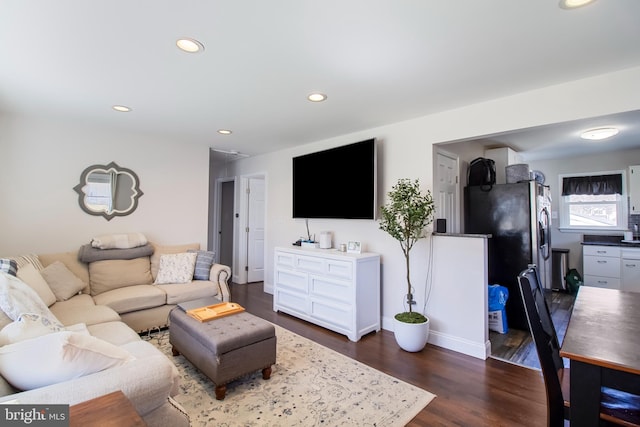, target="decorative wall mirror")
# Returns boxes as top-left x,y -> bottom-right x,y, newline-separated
73,161 -> 143,221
